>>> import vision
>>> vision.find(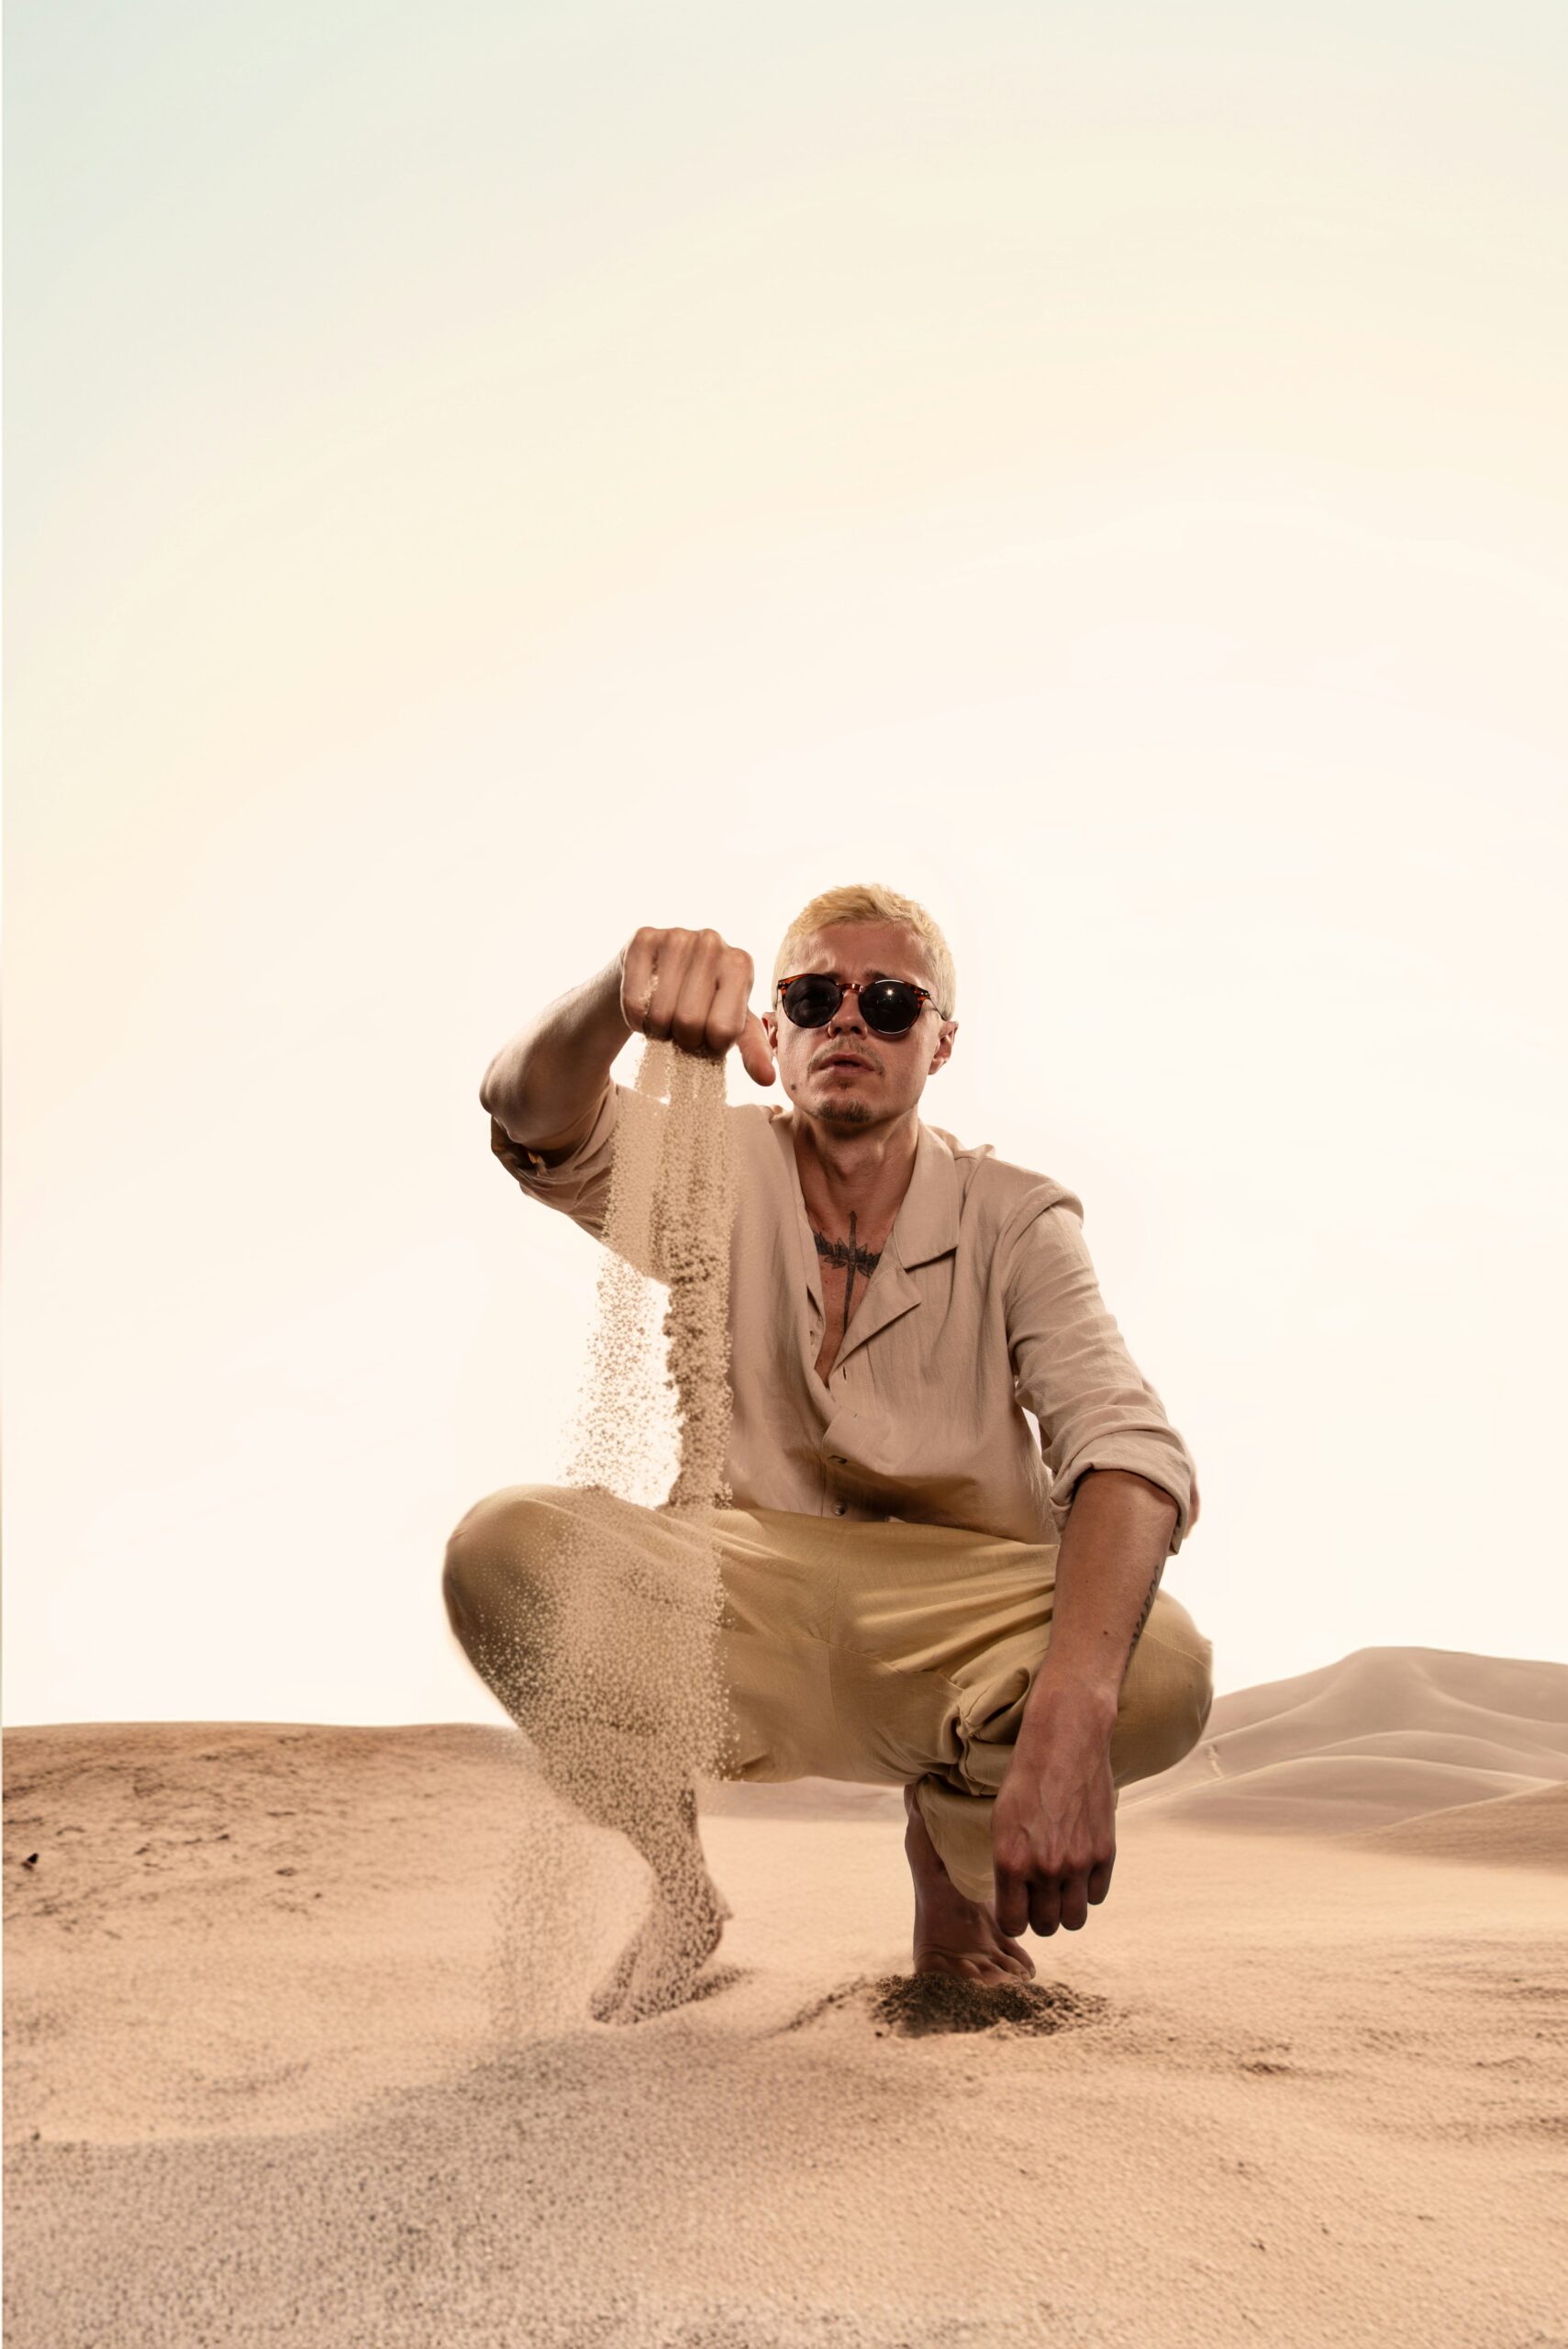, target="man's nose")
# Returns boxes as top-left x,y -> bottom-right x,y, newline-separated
826,991 -> 868,1037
